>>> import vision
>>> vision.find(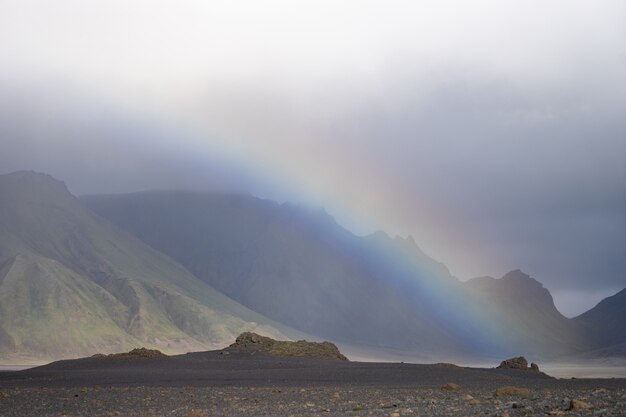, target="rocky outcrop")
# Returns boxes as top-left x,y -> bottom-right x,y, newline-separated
497,356 -> 540,372
92,347 -> 166,359
224,332 -> 348,361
